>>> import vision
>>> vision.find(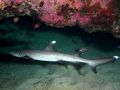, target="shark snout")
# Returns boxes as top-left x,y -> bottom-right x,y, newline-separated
9,51 -> 25,58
